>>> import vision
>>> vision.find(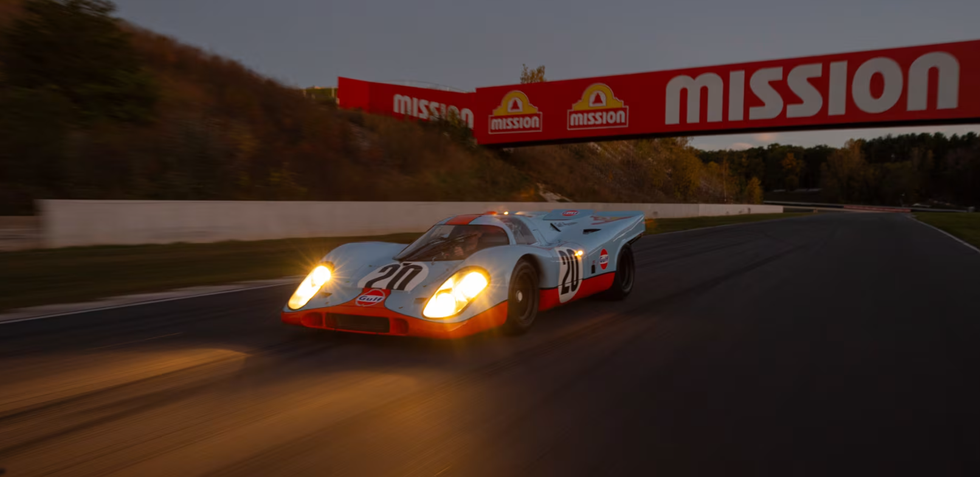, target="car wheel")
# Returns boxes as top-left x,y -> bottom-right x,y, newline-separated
502,260 -> 539,335
602,244 -> 635,300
